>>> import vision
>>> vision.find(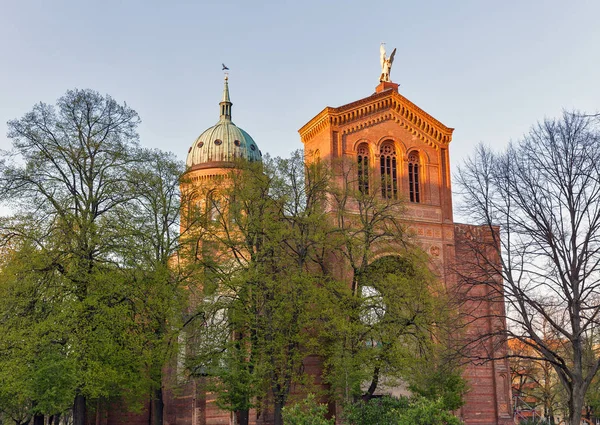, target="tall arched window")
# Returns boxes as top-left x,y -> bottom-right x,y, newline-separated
357,143 -> 369,194
380,142 -> 397,199
408,151 -> 420,203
